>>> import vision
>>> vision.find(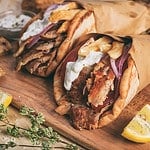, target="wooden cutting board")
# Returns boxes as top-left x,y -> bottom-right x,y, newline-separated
0,54 -> 150,150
